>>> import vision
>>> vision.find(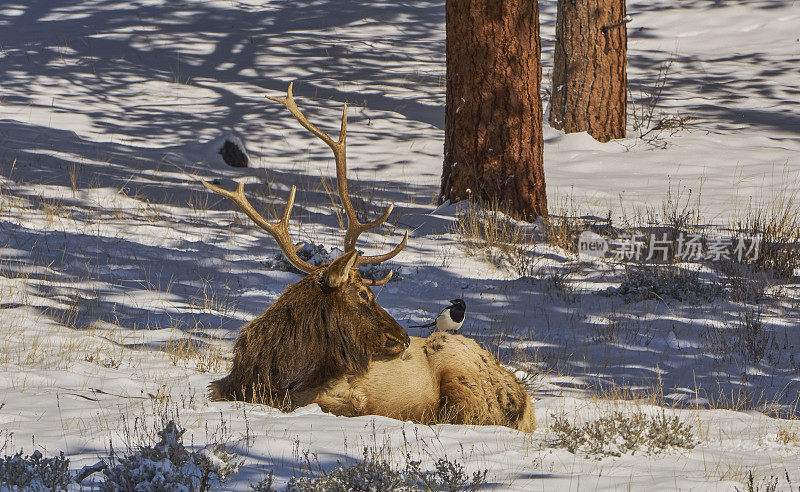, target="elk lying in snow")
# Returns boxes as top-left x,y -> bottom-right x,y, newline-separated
204,84 -> 536,432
